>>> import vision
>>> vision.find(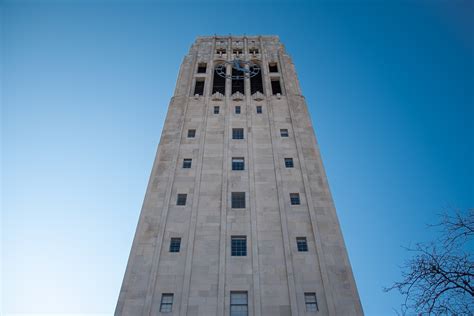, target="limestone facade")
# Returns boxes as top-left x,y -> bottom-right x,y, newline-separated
115,36 -> 363,316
